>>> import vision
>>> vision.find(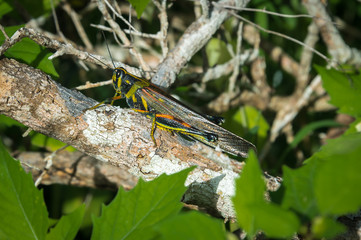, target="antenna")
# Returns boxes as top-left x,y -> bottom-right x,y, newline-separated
101,31 -> 116,69
88,53 -> 110,69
